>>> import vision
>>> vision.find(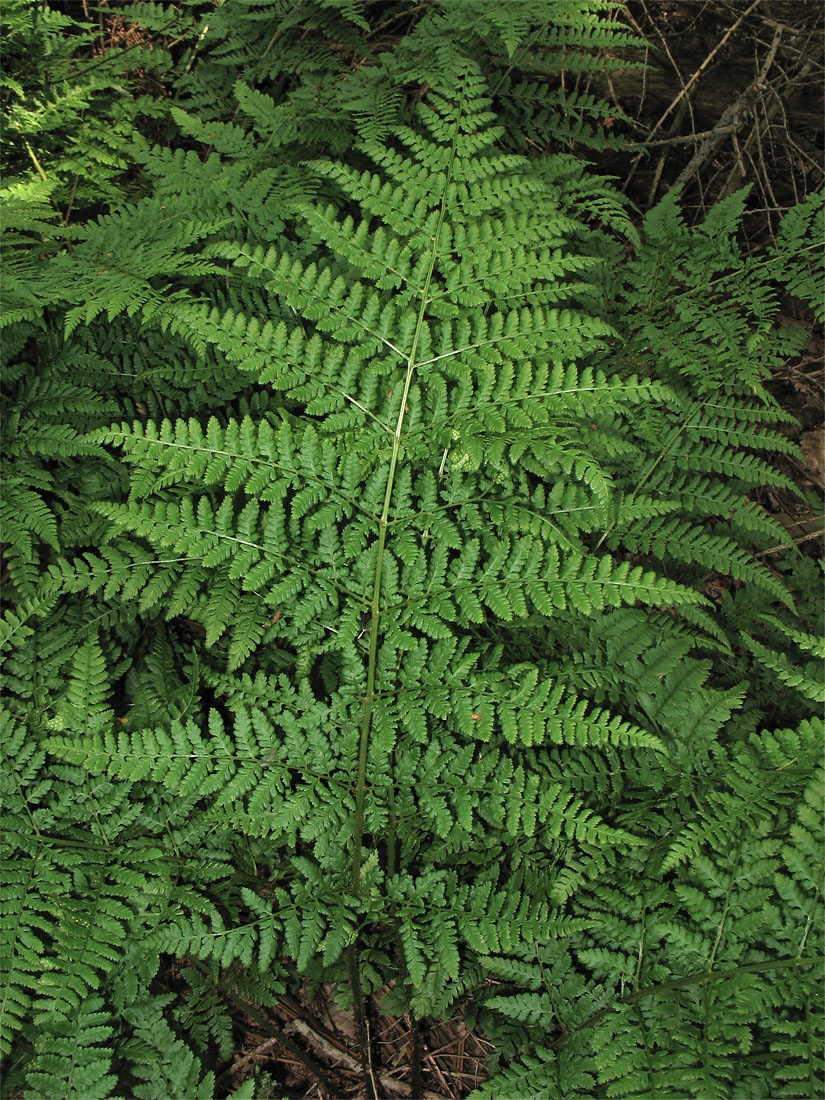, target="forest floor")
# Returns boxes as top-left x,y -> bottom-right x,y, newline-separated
215,3 -> 823,1097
